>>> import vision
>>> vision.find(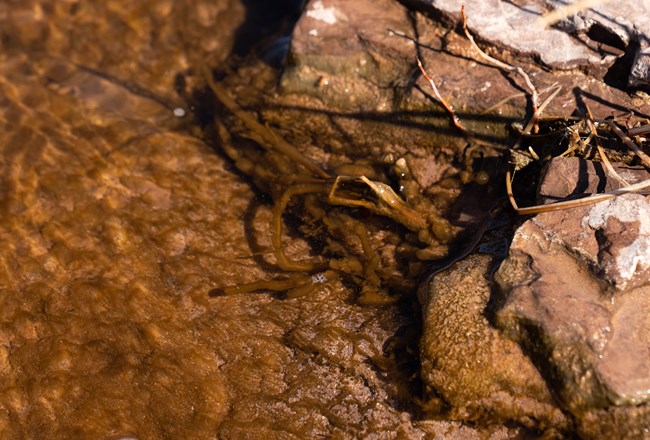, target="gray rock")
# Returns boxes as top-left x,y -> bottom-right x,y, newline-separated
408,0 -> 608,70
495,157 -> 650,435
543,0 -> 650,89
631,47 -> 650,89
409,0 -> 650,88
